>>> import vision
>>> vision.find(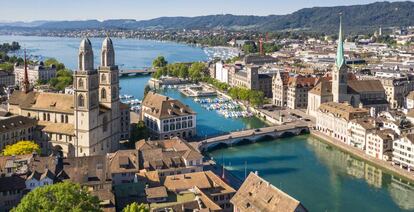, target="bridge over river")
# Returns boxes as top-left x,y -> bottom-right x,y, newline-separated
196,122 -> 310,152
119,69 -> 155,77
